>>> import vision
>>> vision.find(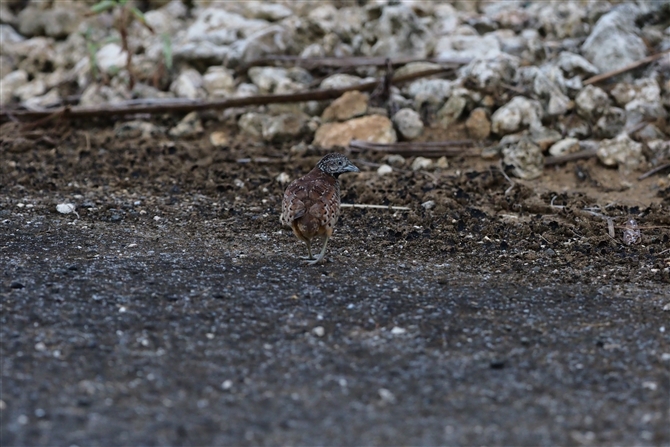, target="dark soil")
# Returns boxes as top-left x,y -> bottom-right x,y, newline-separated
1,120 -> 669,446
